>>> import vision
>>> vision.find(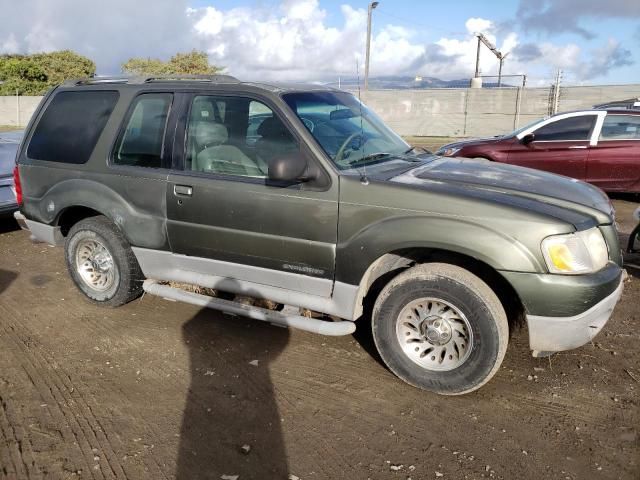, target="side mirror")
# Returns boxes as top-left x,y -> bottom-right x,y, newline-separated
268,152 -> 313,184
521,133 -> 535,145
